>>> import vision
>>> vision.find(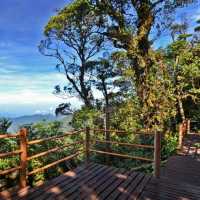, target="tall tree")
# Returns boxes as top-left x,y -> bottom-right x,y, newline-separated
39,0 -> 105,107
90,0 -> 196,129
166,35 -> 200,122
